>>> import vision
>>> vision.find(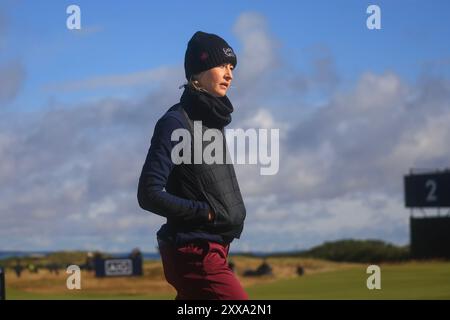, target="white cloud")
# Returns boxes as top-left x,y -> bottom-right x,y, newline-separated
1,12 -> 449,253
232,70 -> 450,251
233,12 -> 279,83
43,65 -> 183,92
0,61 -> 25,104
87,197 -> 117,219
